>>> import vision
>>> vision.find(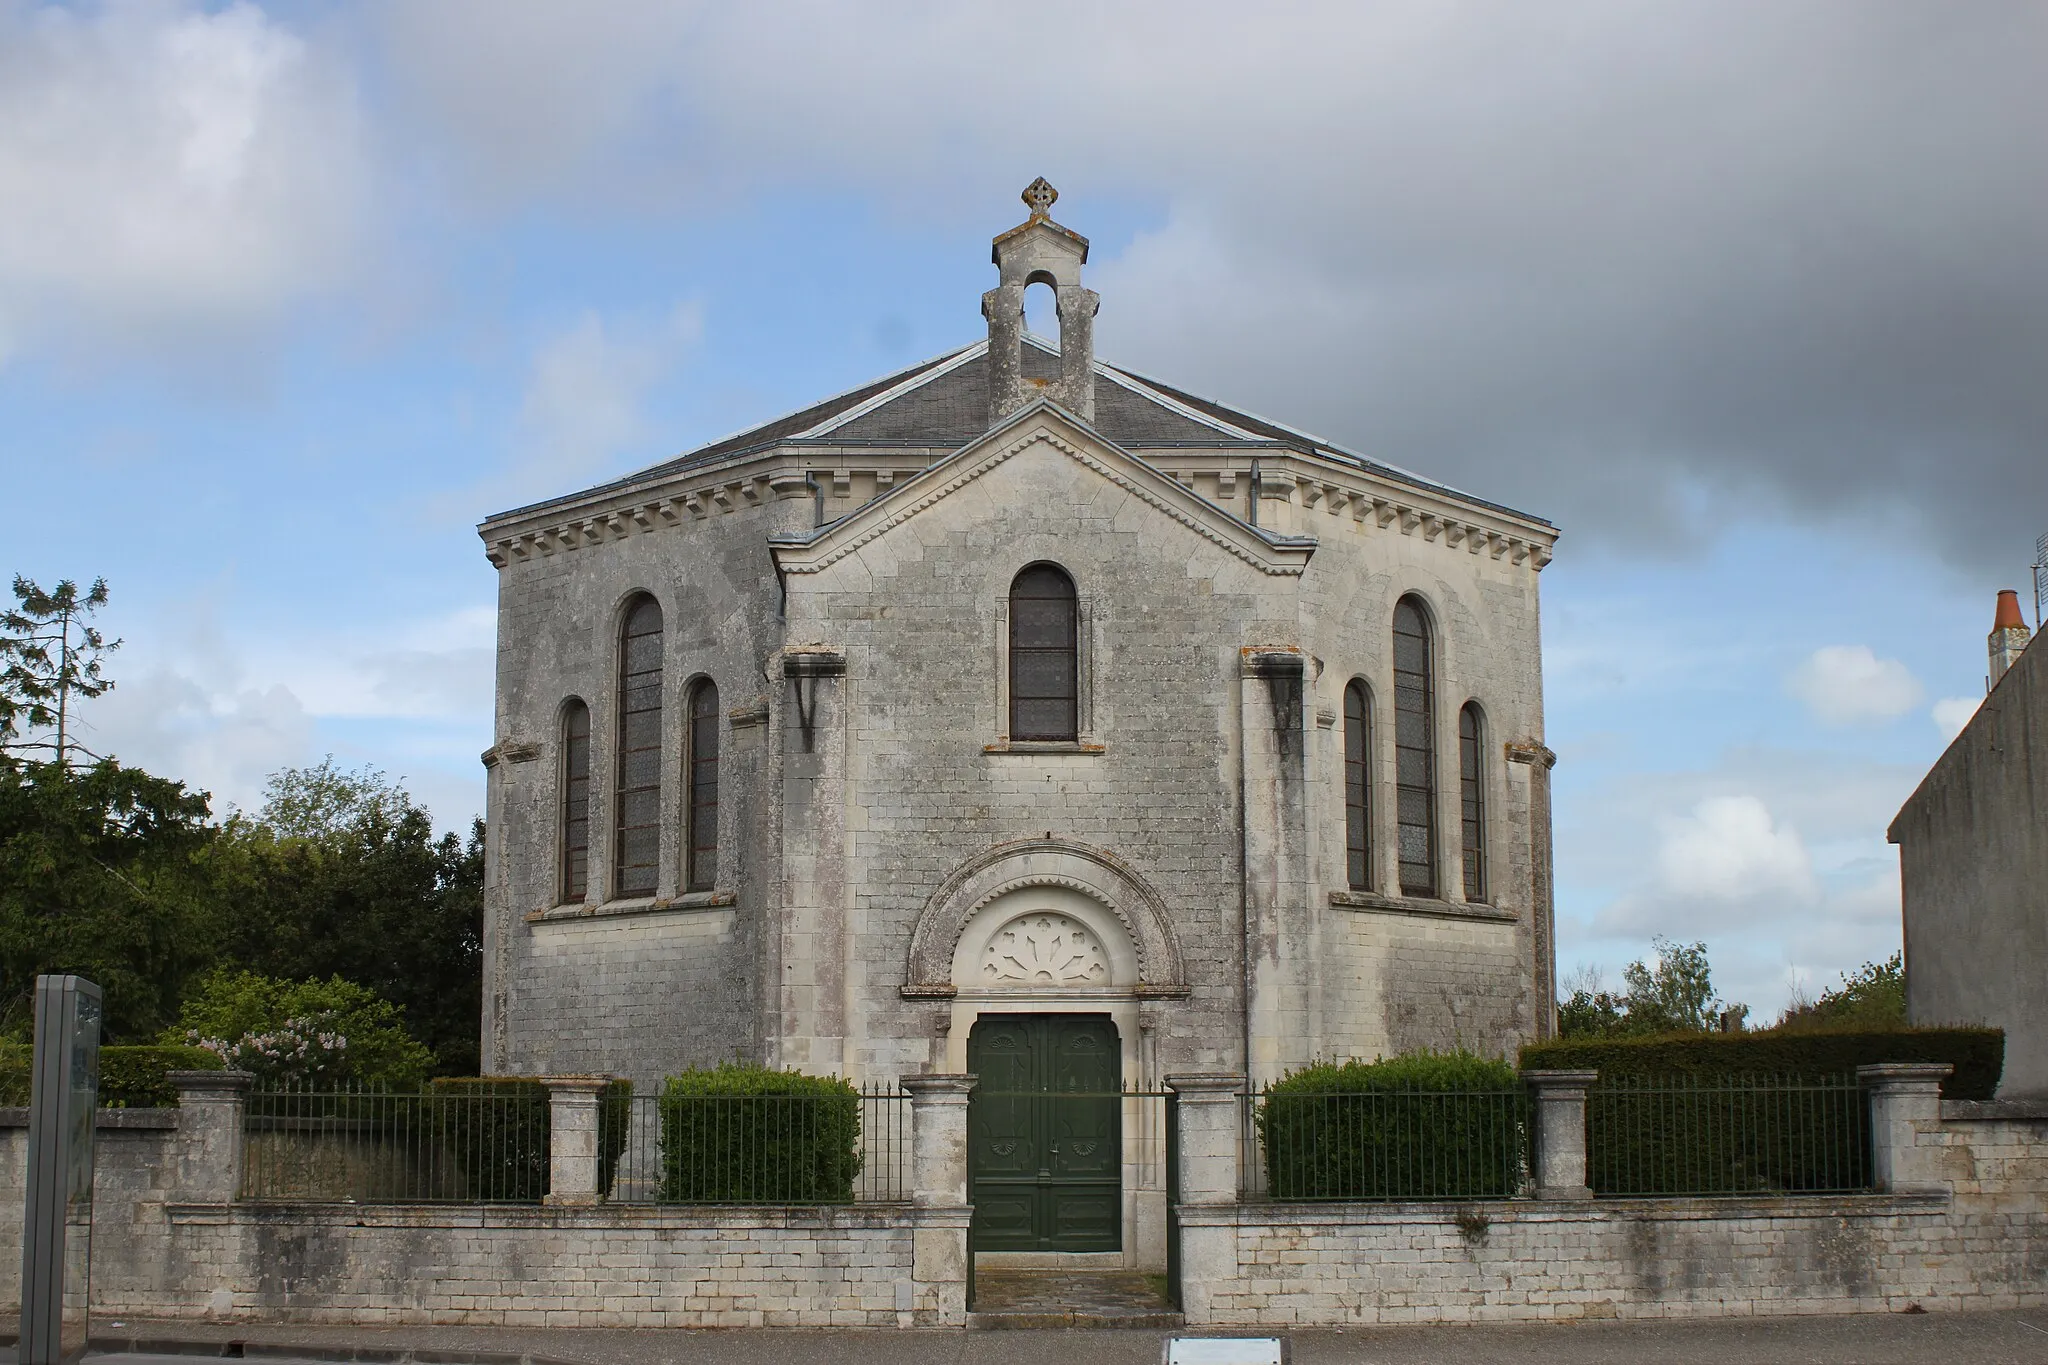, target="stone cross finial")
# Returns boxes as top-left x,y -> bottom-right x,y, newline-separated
1022,177 -> 1058,219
